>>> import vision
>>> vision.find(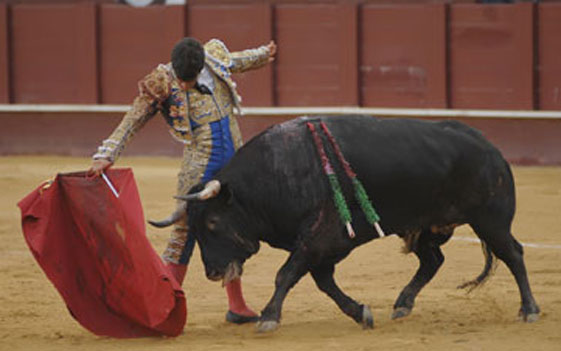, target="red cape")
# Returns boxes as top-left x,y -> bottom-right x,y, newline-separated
18,169 -> 186,338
